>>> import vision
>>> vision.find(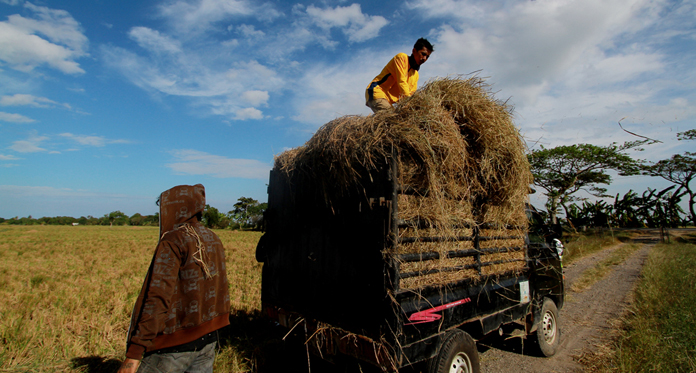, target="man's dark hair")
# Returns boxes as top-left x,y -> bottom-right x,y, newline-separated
414,38 -> 434,52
